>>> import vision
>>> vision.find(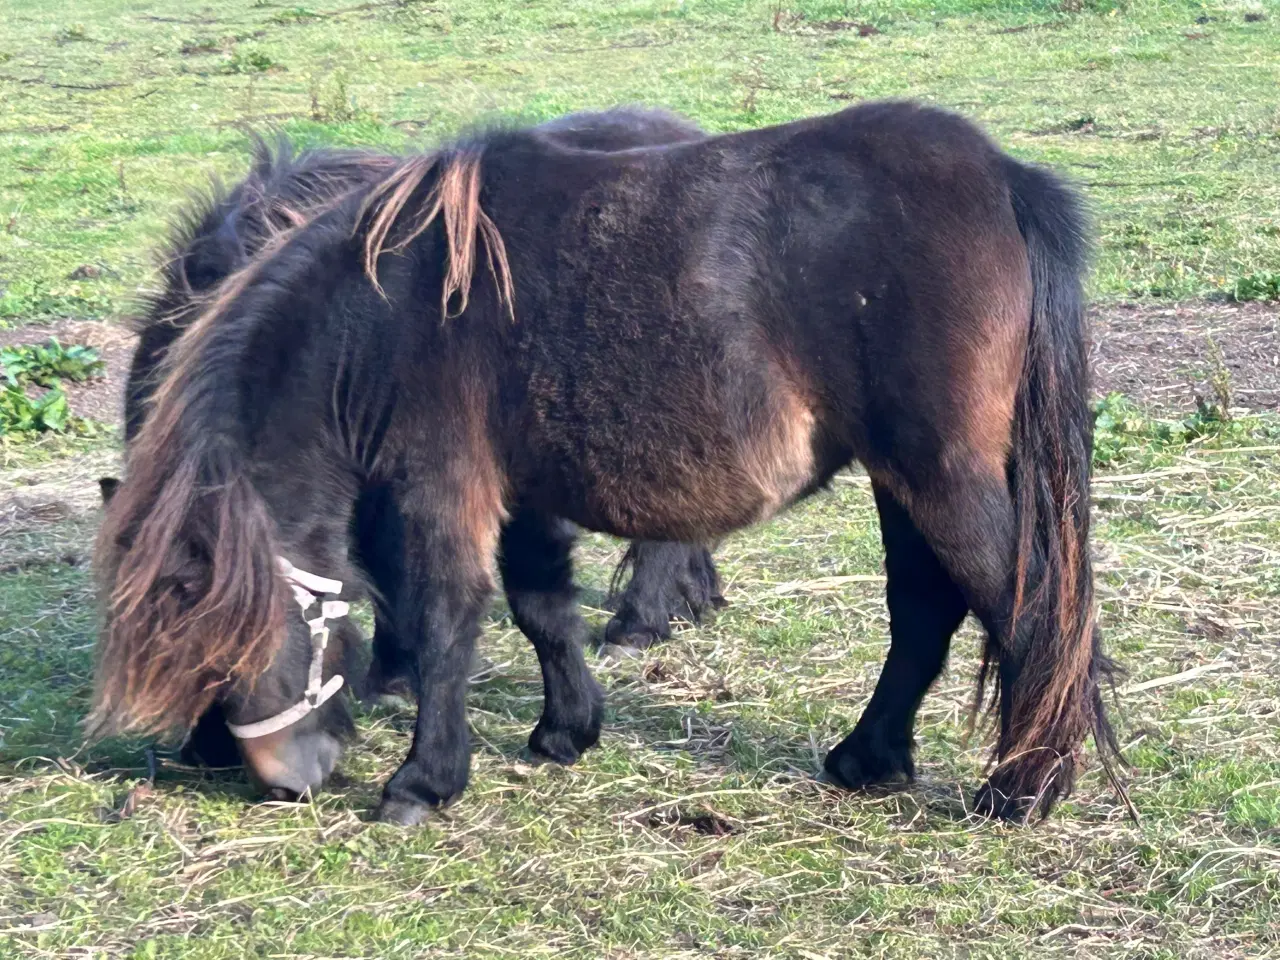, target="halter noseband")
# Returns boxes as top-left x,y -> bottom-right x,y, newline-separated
224,557 -> 348,740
